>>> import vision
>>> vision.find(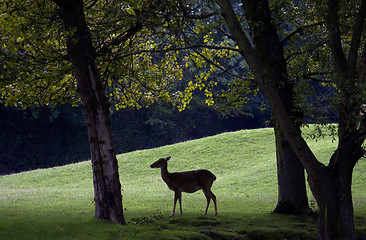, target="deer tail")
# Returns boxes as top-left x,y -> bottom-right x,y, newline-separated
211,172 -> 217,181
201,169 -> 216,181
